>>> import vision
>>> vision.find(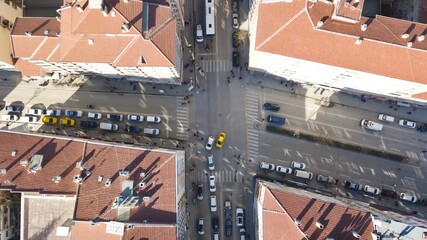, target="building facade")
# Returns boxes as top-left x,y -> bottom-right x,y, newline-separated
0,0 -> 22,71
